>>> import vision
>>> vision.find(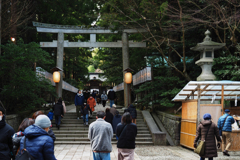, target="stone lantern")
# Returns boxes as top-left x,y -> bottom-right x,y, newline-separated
191,30 -> 226,81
